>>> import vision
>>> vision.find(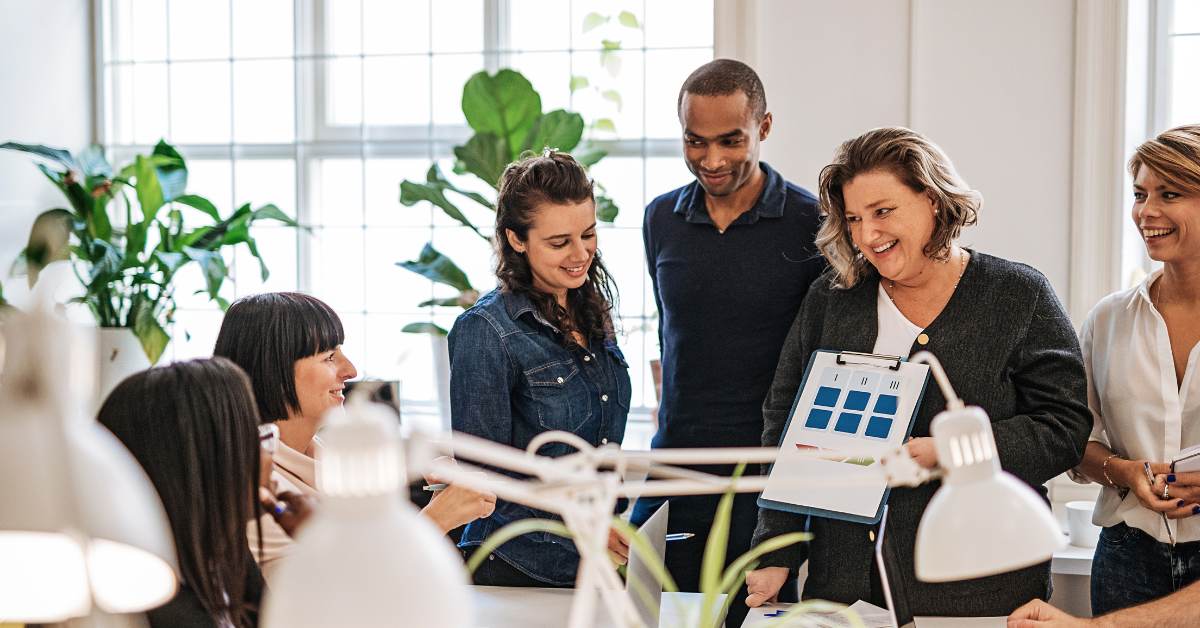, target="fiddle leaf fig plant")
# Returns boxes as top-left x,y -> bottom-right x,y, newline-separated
1,139 -> 301,364
398,69 -> 618,336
